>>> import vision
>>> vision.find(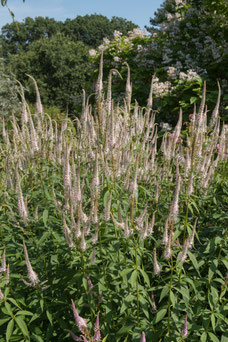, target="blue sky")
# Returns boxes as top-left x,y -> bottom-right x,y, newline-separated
0,0 -> 164,29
